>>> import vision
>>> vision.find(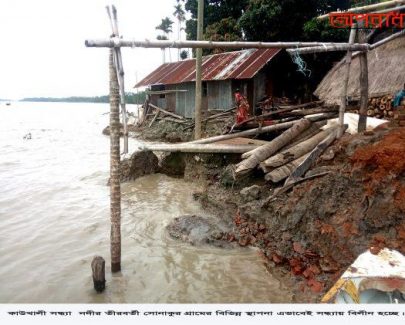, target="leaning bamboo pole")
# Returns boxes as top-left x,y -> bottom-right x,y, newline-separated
317,0 -> 405,19
85,39 -> 365,50
109,49 -> 121,273
338,25 -> 357,138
